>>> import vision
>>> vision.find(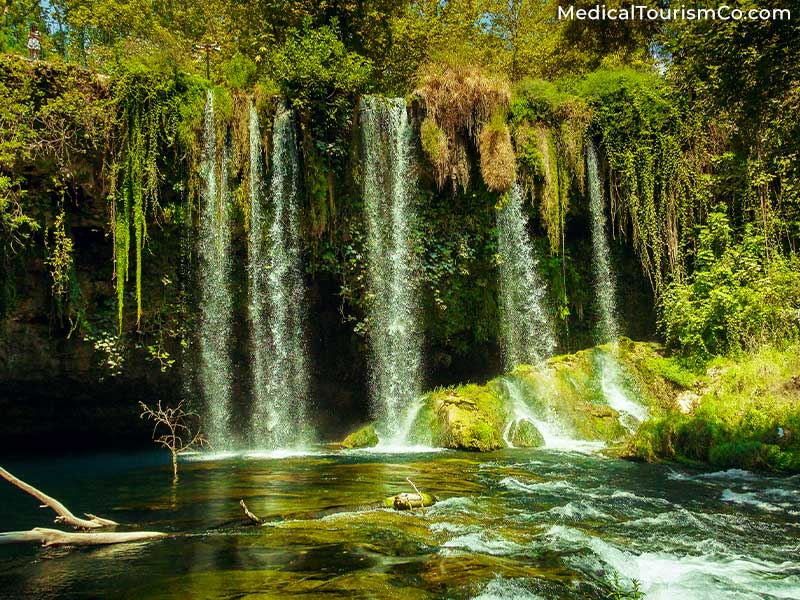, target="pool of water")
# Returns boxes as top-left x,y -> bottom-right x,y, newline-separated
1,448 -> 798,599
